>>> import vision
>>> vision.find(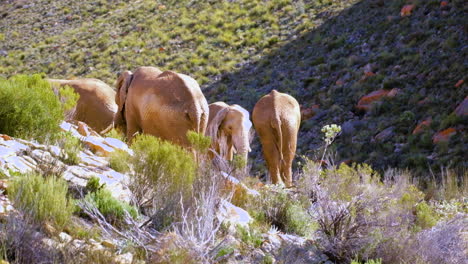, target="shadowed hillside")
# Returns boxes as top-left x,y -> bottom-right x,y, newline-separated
0,0 -> 466,178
